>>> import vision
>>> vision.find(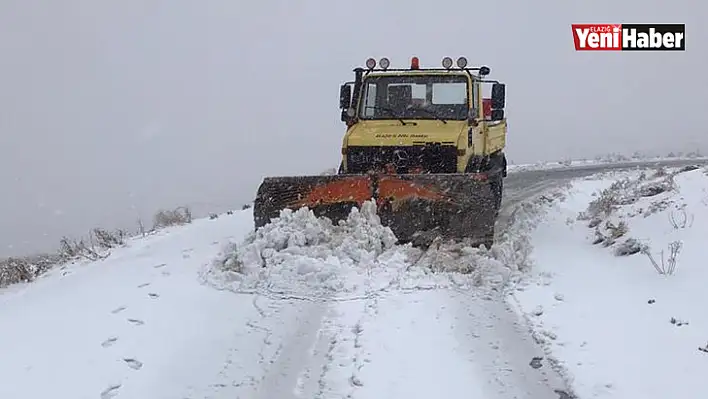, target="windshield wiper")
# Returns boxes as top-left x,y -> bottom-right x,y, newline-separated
363,106 -> 414,126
